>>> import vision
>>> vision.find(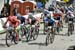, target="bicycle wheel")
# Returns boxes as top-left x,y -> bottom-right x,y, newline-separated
70,24 -> 73,35
68,24 -> 71,36
13,31 -> 18,44
26,29 -> 31,42
6,31 -> 12,47
21,27 -> 25,37
31,27 -> 35,40
33,28 -> 39,40
45,31 -> 50,46
50,32 -> 55,43
57,27 -> 60,34
21,27 -> 29,41
24,27 -> 30,40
